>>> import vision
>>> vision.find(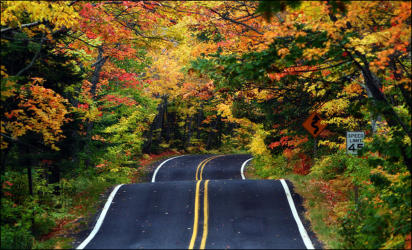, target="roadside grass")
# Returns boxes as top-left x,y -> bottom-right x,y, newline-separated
284,174 -> 344,249
31,171 -> 134,249
244,162 -> 344,249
